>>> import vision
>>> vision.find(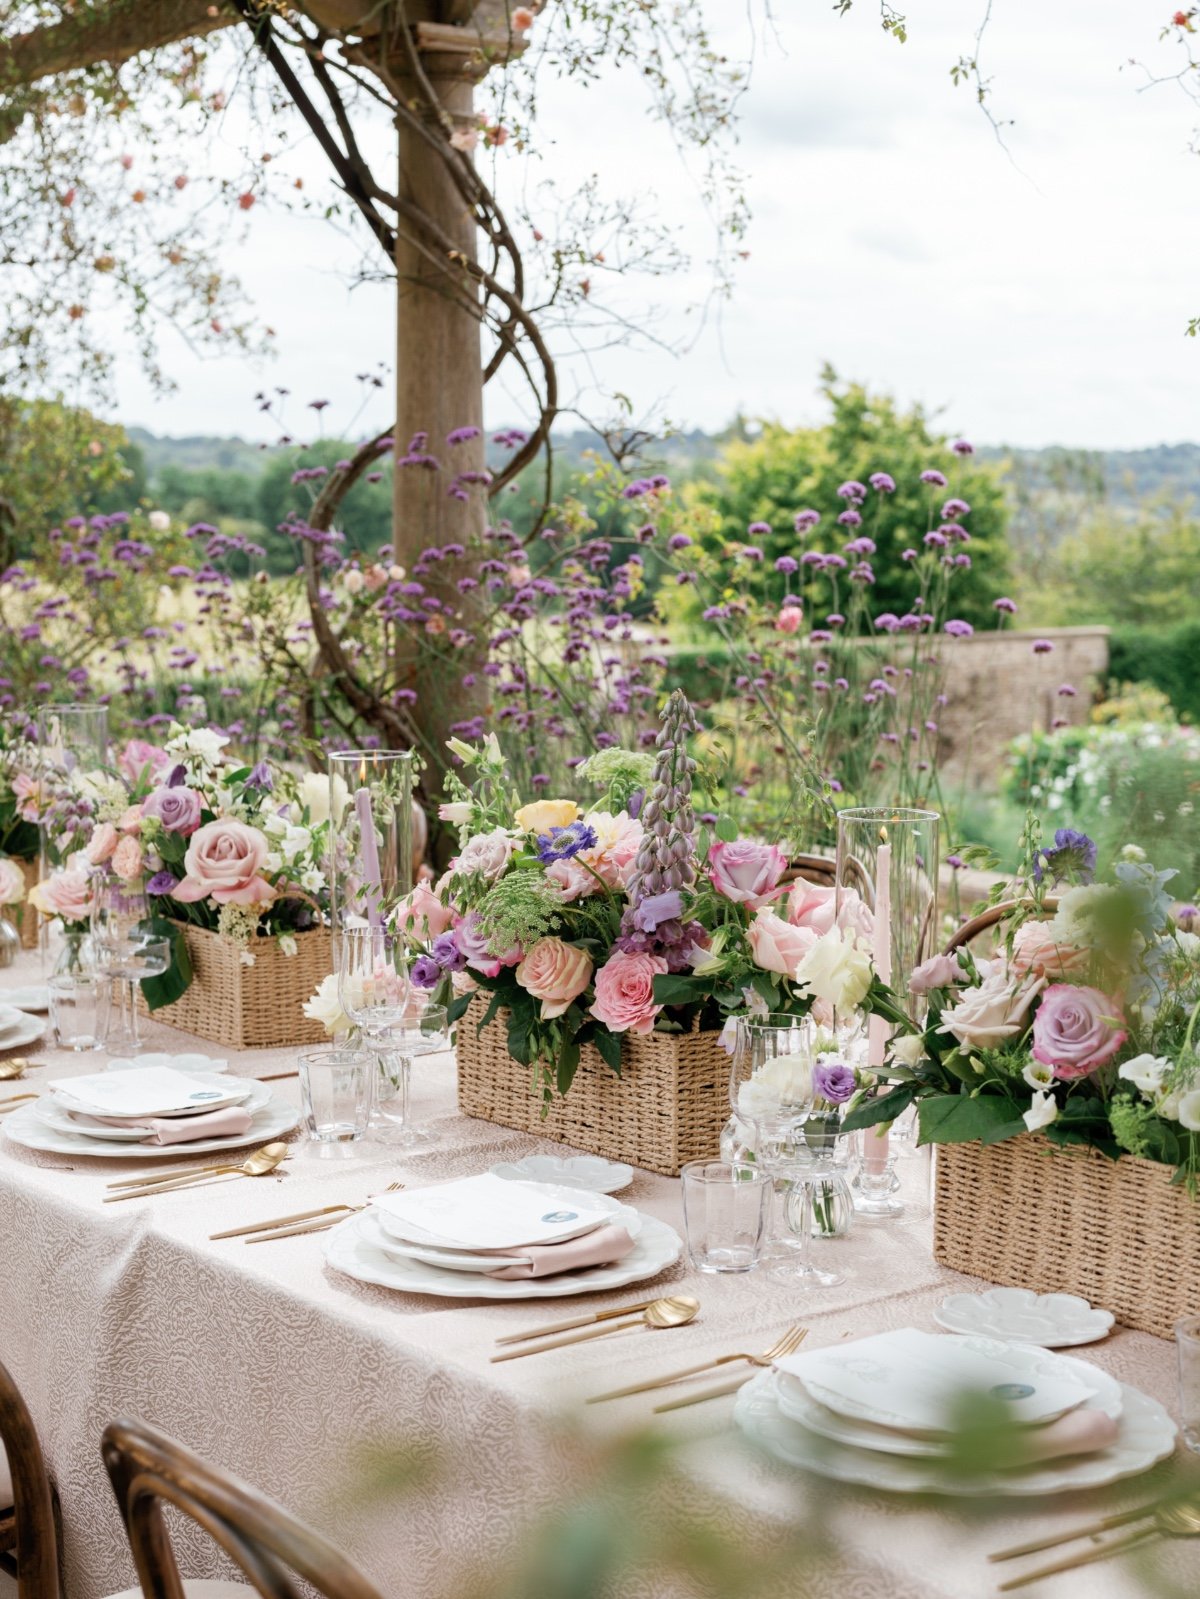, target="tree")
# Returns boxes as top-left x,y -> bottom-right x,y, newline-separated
678,369 -> 1012,630
1029,498 -> 1200,628
0,396 -> 138,553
